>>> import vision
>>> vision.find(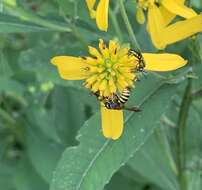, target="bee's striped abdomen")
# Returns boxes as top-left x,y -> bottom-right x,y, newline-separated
128,49 -> 145,71
118,88 -> 130,104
